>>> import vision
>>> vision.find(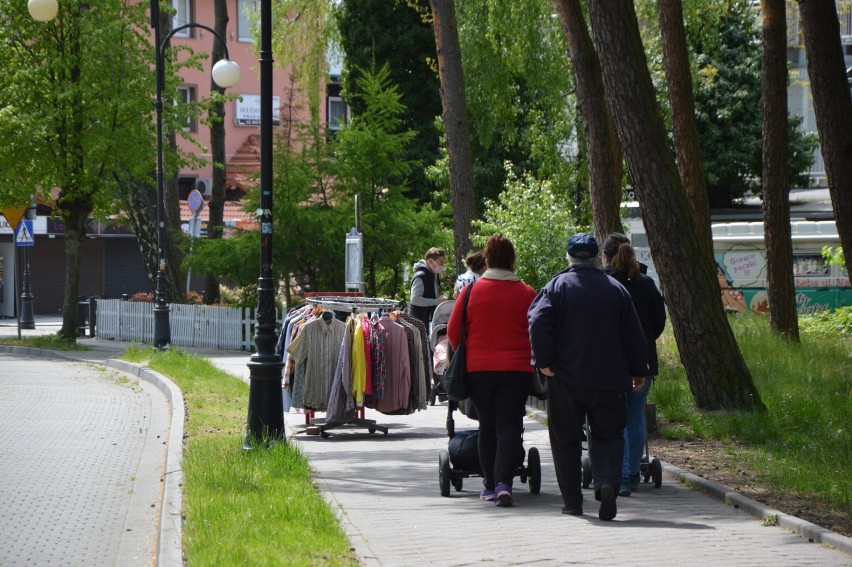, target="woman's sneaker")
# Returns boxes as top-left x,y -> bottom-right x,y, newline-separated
495,482 -> 512,507
480,488 -> 495,502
